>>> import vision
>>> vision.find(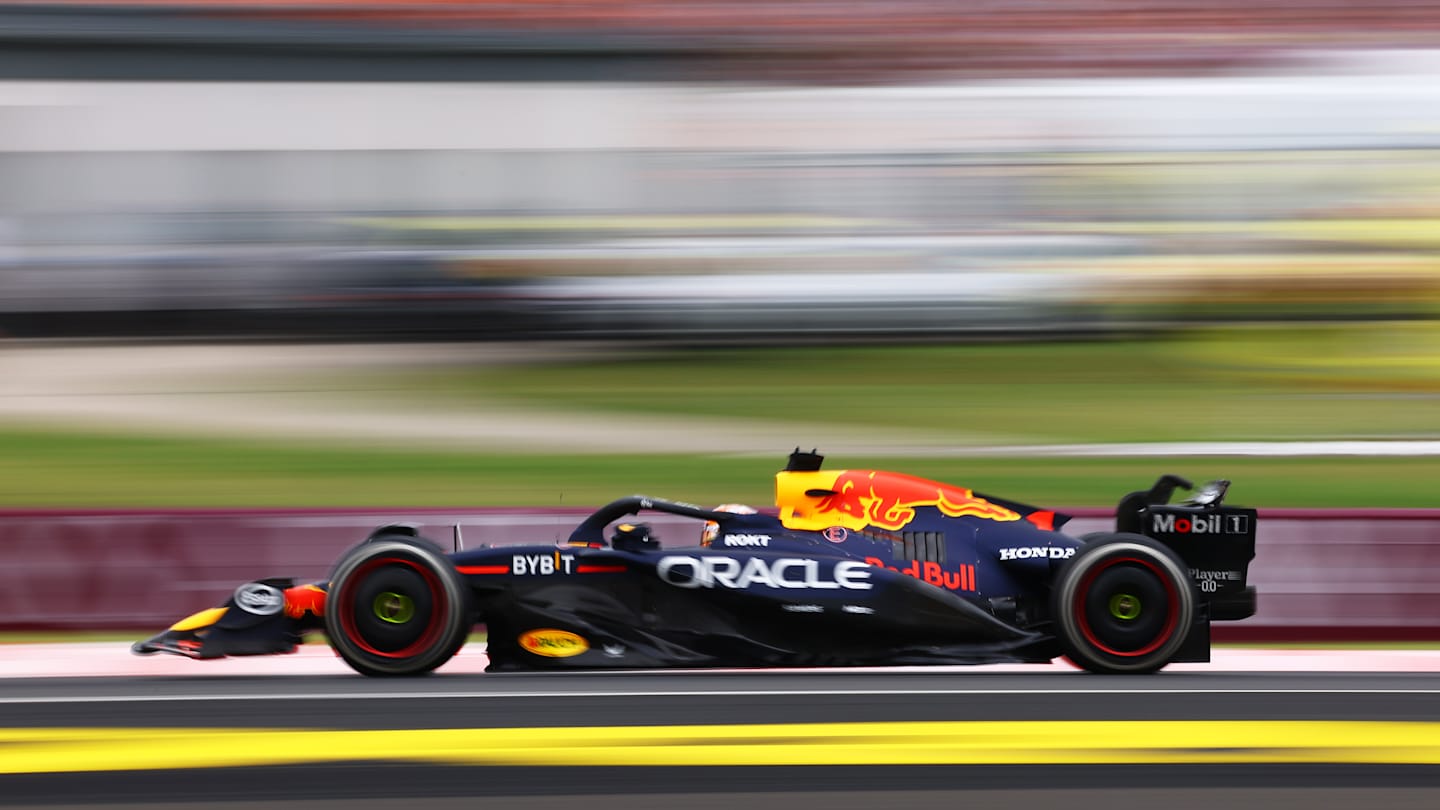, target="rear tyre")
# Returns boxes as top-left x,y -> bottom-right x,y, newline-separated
324,536 -> 472,677
1051,533 -> 1194,674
